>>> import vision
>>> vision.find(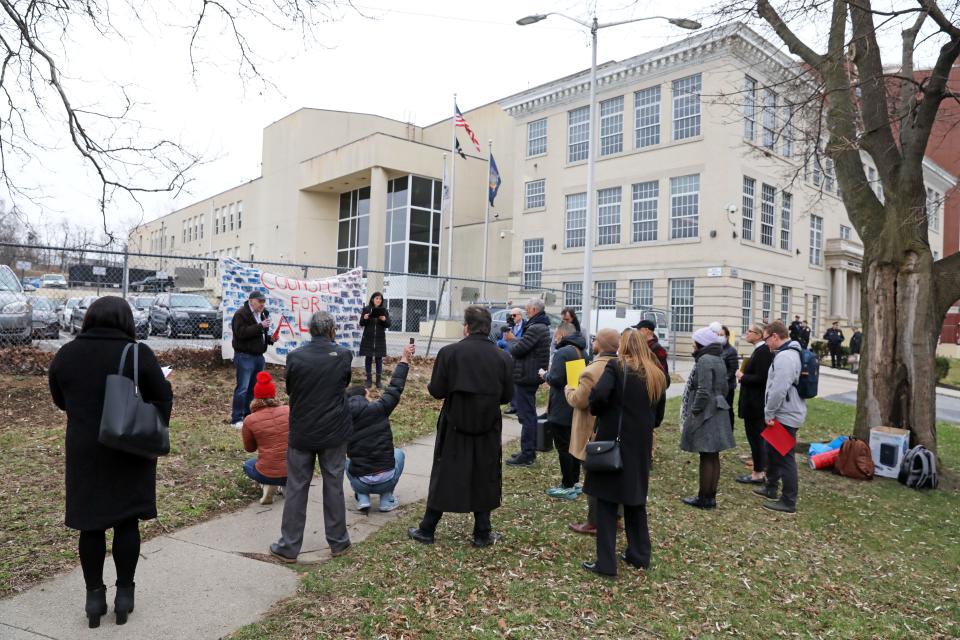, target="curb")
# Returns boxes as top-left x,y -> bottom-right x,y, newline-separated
818,366 -> 960,400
